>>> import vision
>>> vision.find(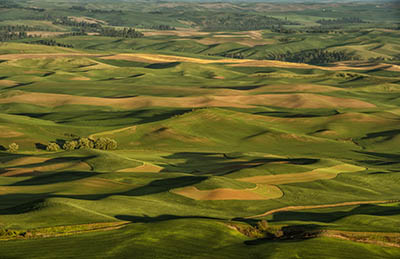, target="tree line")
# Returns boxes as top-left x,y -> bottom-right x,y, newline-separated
201,13 -> 299,31
264,49 -> 359,64
0,31 -> 30,41
98,27 -> 143,38
29,39 -> 73,48
316,17 -> 365,25
47,137 -> 118,152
